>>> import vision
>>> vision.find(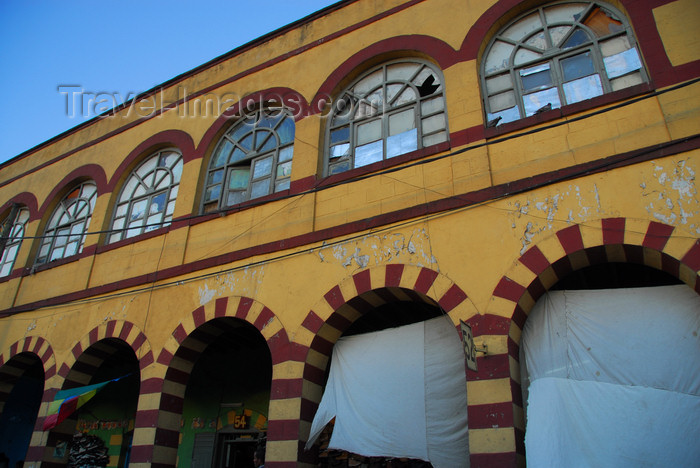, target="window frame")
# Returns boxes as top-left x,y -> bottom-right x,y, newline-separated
35,181 -> 97,265
324,58 -> 449,176
481,1 -> 648,127
0,206 -> 29,277
201,107 -> 295,214
108,148 -> 183,244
